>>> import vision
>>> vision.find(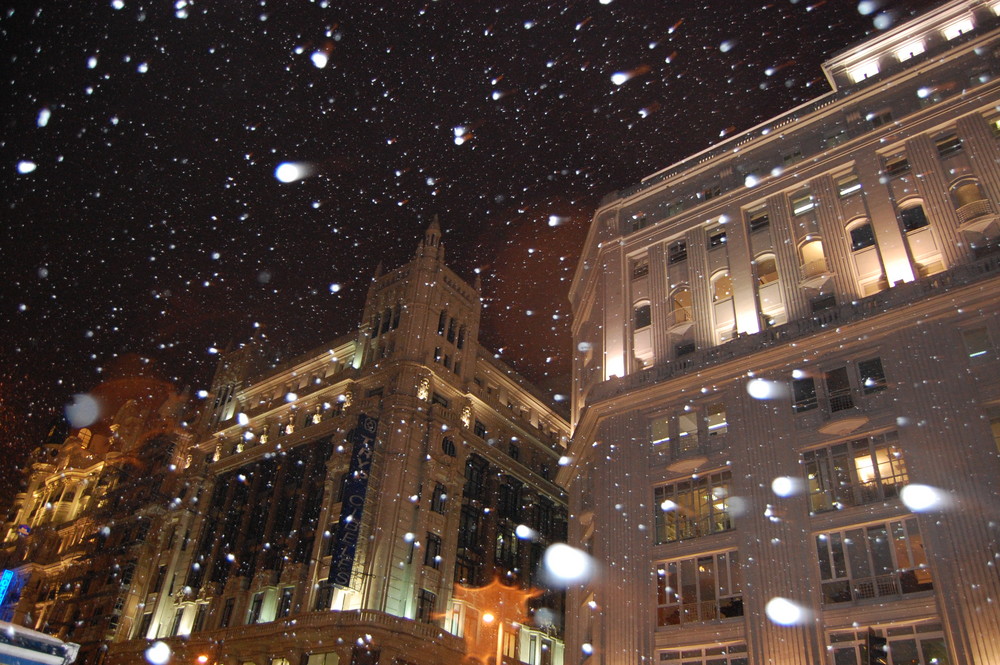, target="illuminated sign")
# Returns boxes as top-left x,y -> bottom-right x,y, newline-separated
0,570 -> 12,607
330,414 -> 379,588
